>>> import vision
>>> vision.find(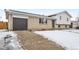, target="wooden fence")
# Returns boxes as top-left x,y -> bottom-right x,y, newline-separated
0,22 -> 8,29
